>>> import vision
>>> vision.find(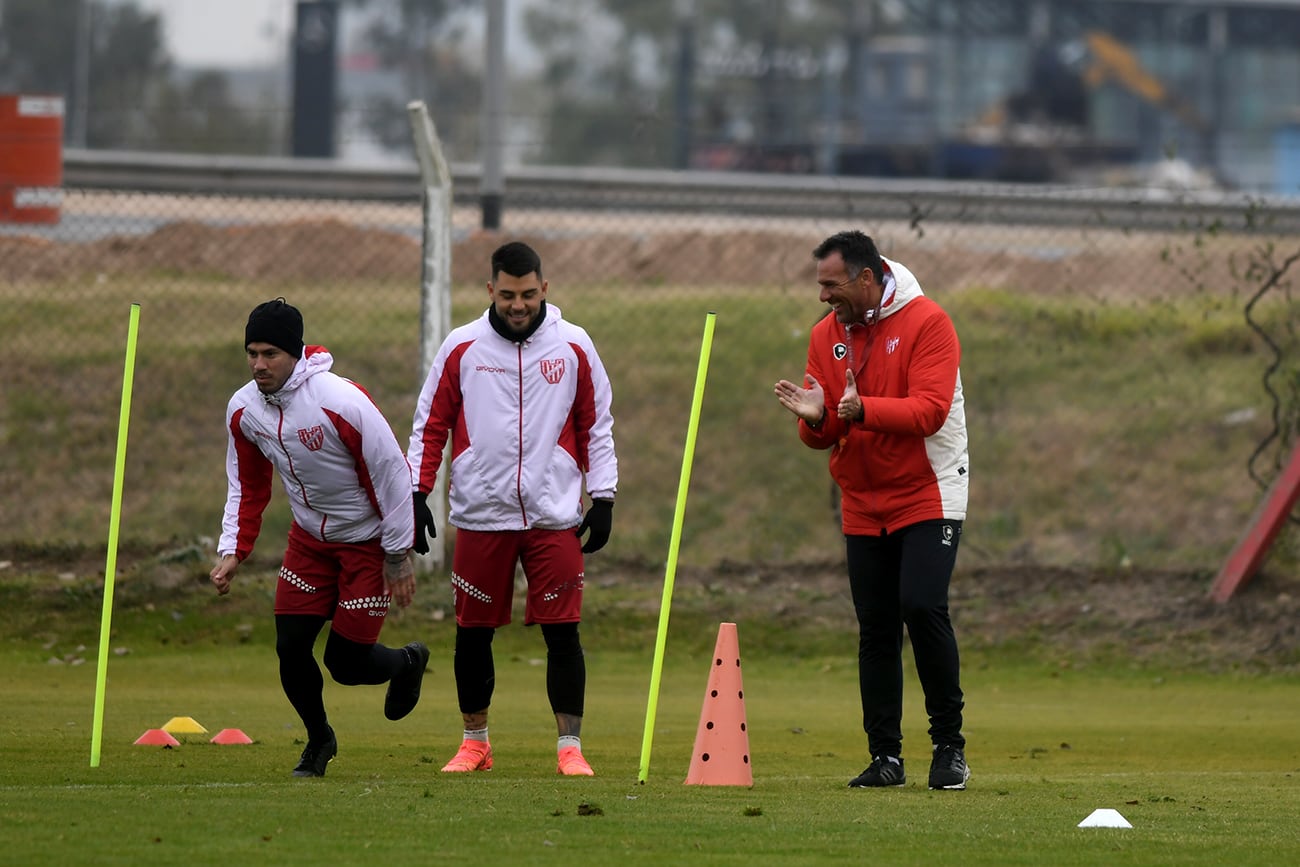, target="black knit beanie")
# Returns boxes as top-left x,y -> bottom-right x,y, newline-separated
245,298 -> 304,358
